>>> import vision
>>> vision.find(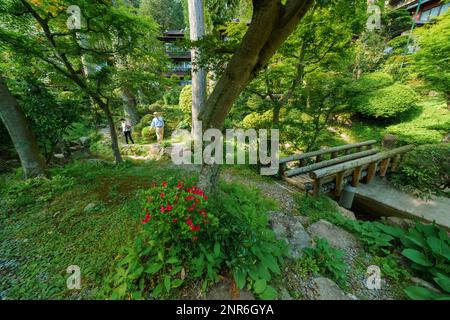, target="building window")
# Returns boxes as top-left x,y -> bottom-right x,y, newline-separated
419,3 -> 450,22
